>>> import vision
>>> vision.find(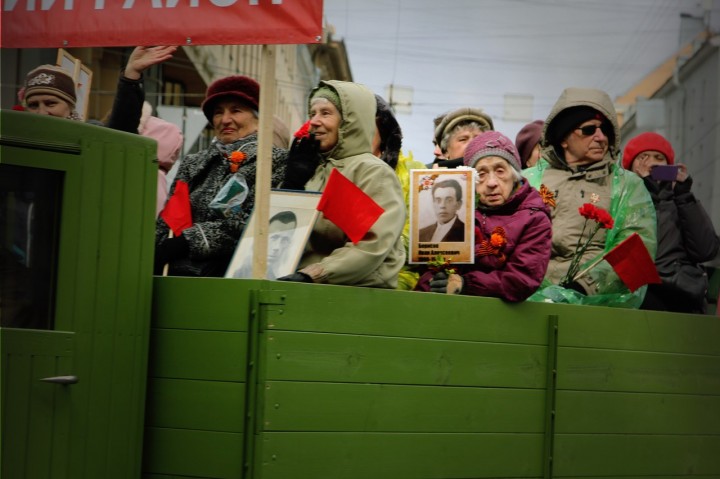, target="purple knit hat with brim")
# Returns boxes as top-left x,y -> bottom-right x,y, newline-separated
464,130 -> 522,171
201,75 -> 260,122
